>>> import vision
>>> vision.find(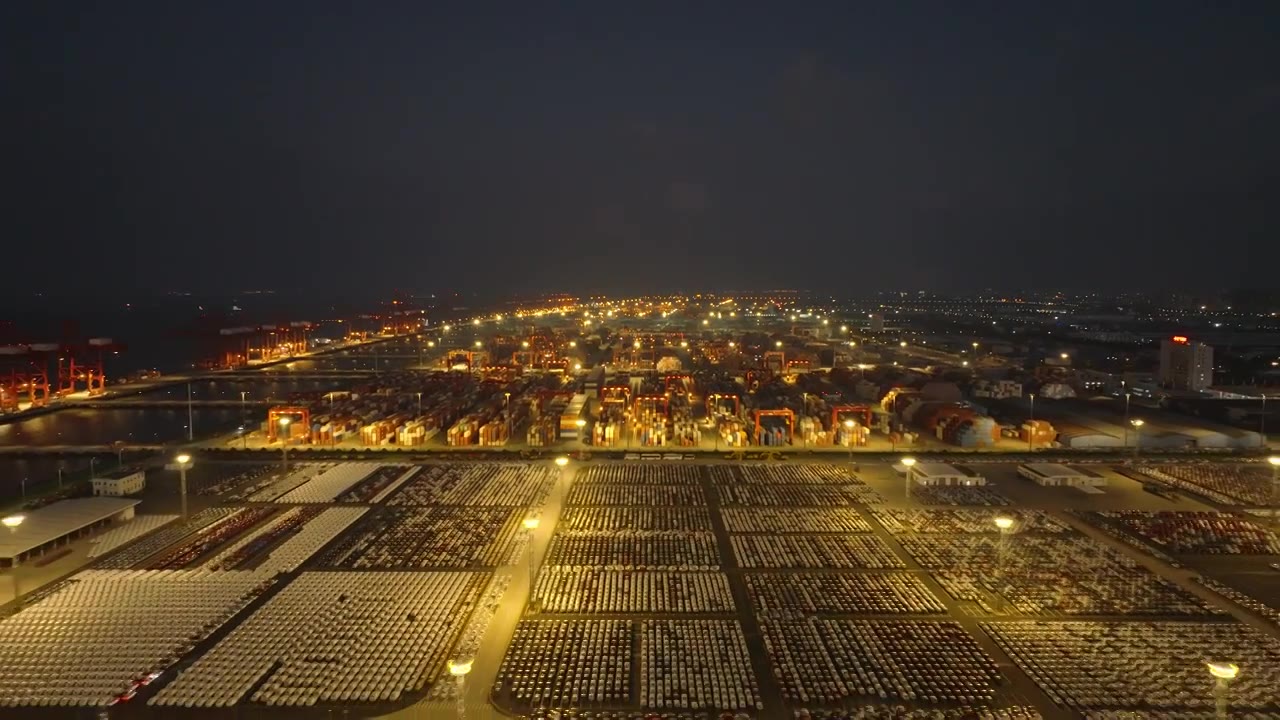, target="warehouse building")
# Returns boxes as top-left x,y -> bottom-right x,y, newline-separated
1018,463 -> 1107,491
0,497 -> 140,568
